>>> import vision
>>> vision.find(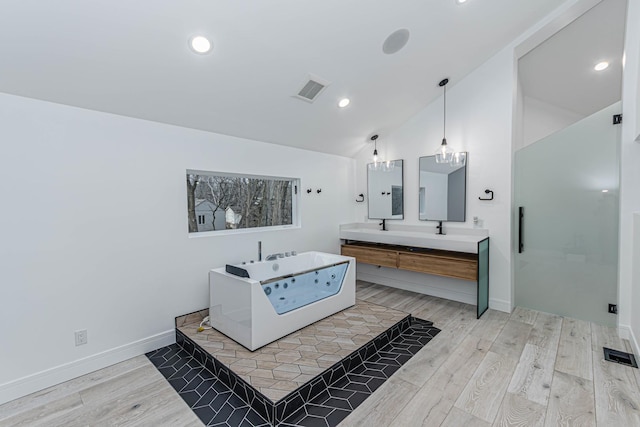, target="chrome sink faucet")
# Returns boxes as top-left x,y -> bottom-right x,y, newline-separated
265,253 -> 284,261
